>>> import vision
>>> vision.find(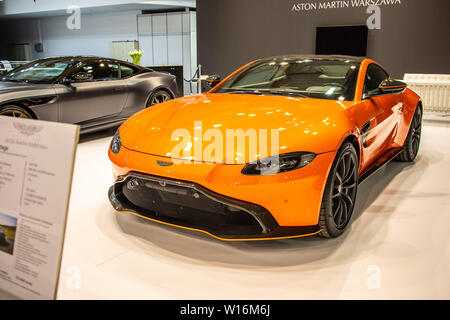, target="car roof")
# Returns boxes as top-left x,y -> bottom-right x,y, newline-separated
260,54 -> 366,63
29,56 -> 146,69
